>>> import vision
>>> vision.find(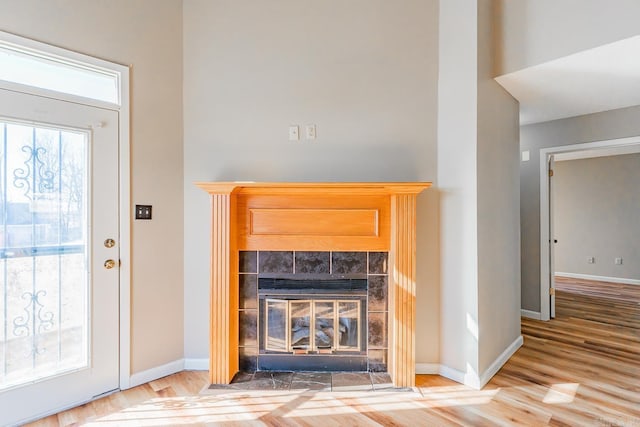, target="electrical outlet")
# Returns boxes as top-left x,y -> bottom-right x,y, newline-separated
135,205 -> 152,220
305,124 -> 316,140
587,257 -> 595,264
615,257 -> 623,265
